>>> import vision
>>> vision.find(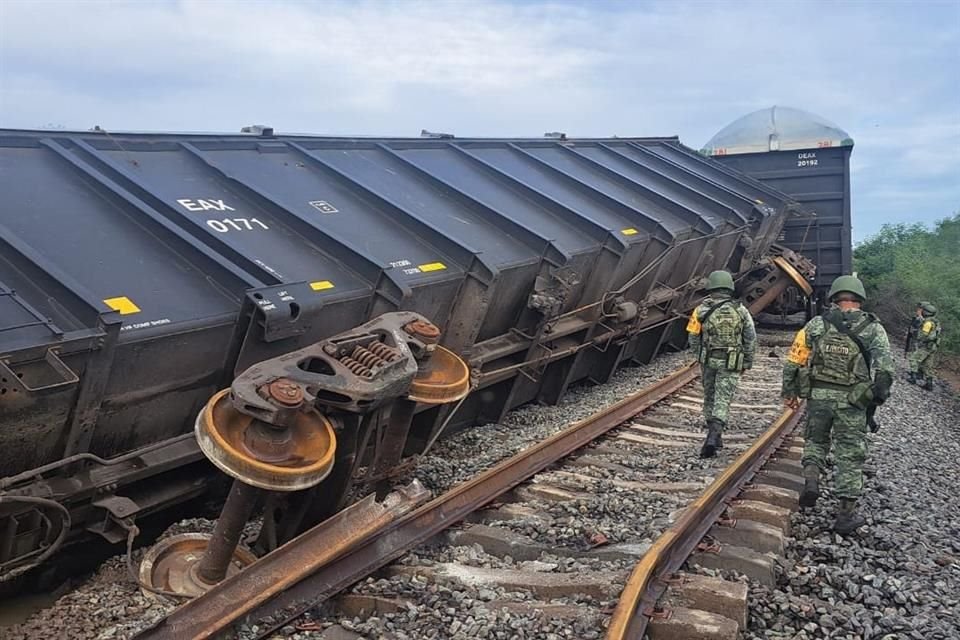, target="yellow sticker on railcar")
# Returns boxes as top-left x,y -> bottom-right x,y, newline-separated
310,280 -> 335,291
621,228 -> 638,236
418,262 -> 447,272
103,296 -> 141,315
